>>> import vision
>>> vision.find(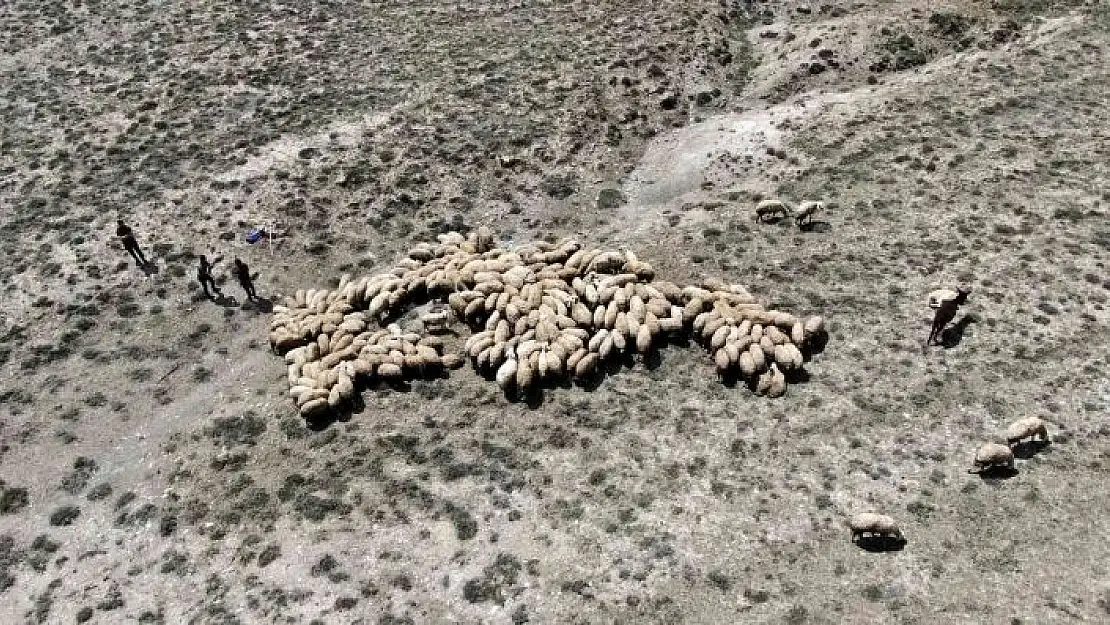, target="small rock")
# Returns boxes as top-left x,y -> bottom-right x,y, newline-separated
808,62 -> 827,75
659,94 -> 679,110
